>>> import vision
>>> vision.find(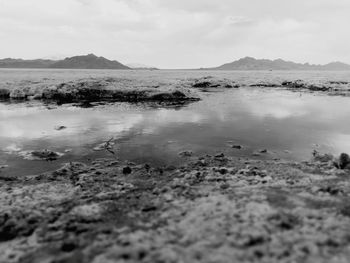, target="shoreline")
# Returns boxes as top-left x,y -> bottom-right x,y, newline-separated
1,76 -> 350,106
